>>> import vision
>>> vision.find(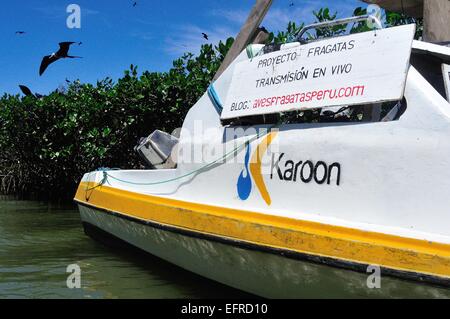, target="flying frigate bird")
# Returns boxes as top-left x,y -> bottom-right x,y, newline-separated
15,31 -> 26,35
39,42 -> 82,76
202,32 -> 209,40
19,85 -> 33,97
18,85 -> 43,99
